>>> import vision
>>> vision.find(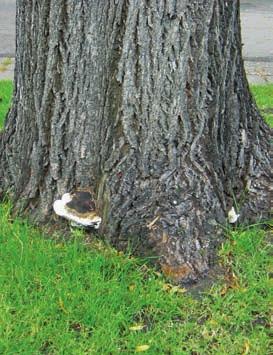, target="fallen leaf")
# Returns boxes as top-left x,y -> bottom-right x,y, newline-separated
129,284 -> 136,291
129,324 -> 145,331
170,285 -> 187,294
135,344 -> 150,352
162,283 -> 186,294
242,340 -> 250,354
162,283 -> 172,291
